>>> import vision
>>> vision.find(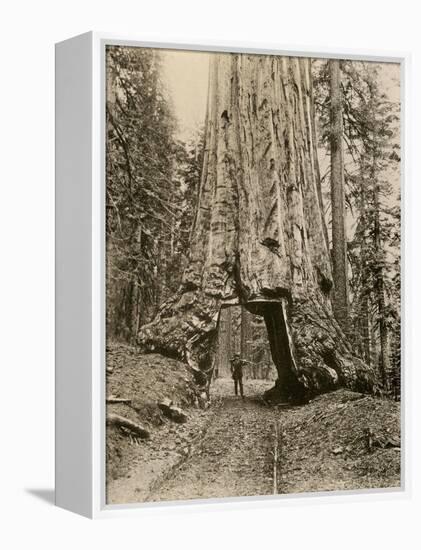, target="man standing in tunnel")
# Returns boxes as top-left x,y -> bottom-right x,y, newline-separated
230,352 -> 246,399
